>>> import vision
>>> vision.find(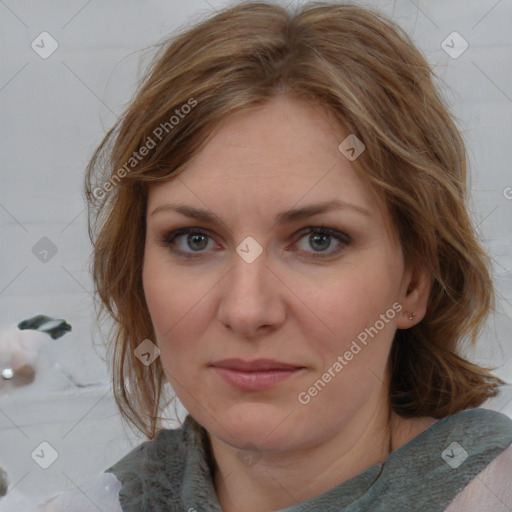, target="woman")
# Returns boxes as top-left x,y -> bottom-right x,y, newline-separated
41,1 -> 512,510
